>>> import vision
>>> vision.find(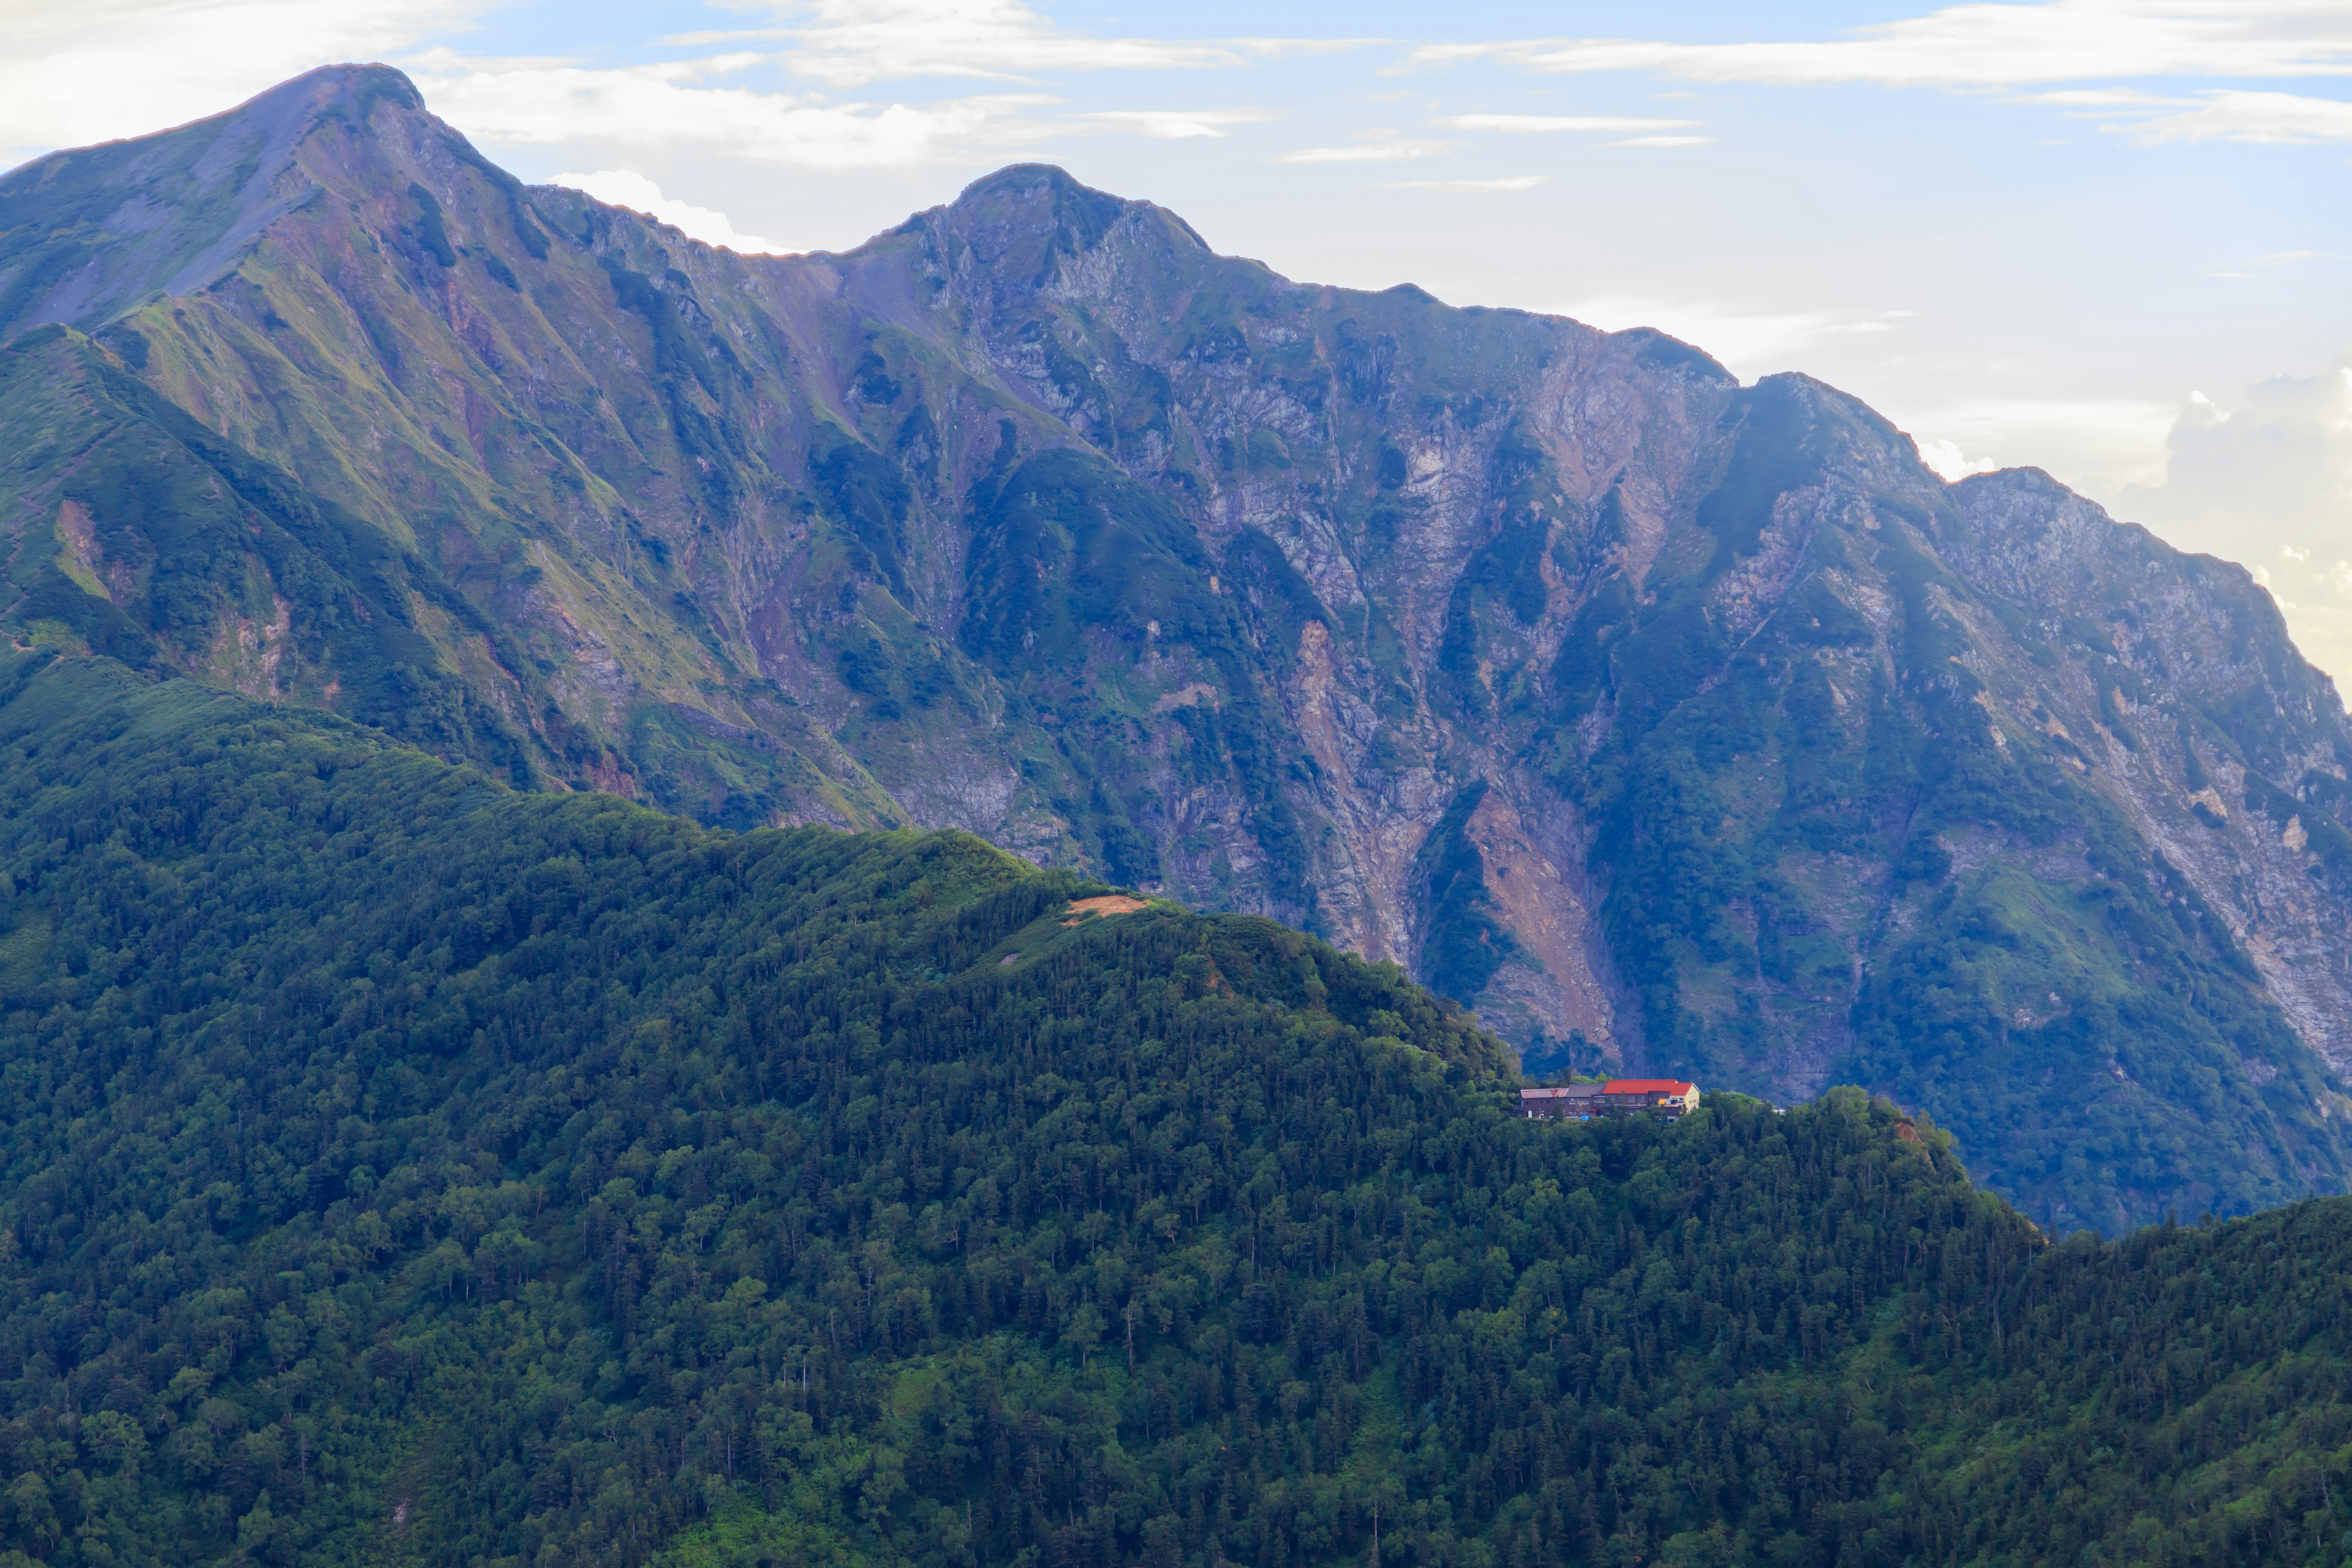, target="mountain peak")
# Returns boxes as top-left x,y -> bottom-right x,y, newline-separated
954,162 -> 1112,206
937,164 -> 1141,253
223,61 -> 425,125
881,162 -> 1209,279
0,64 -> 454,342
0,66 -> 388,337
